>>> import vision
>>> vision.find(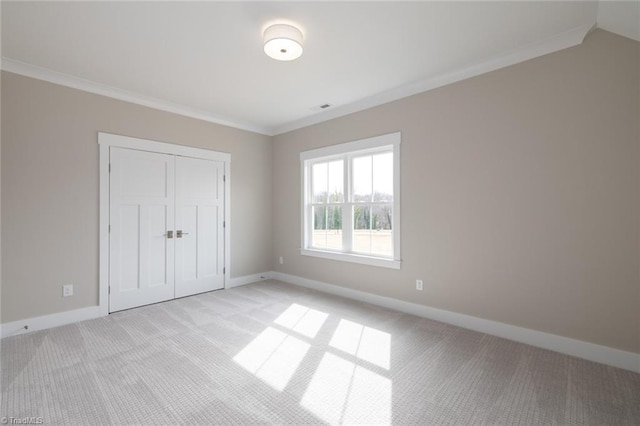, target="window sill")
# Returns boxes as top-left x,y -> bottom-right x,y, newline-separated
300,248 -> 401,270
